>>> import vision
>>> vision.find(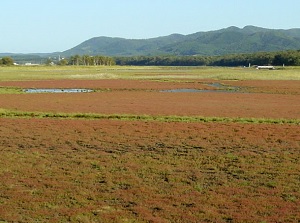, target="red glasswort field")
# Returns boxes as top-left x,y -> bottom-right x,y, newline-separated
0,78 -> 299,222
